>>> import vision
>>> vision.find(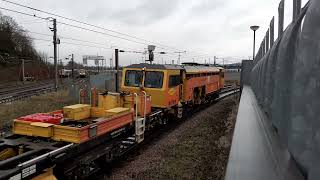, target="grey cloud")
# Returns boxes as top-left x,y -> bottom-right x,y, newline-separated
190,0 -> 226,15
109,0 -> 182,25
2,0 -> 278,64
